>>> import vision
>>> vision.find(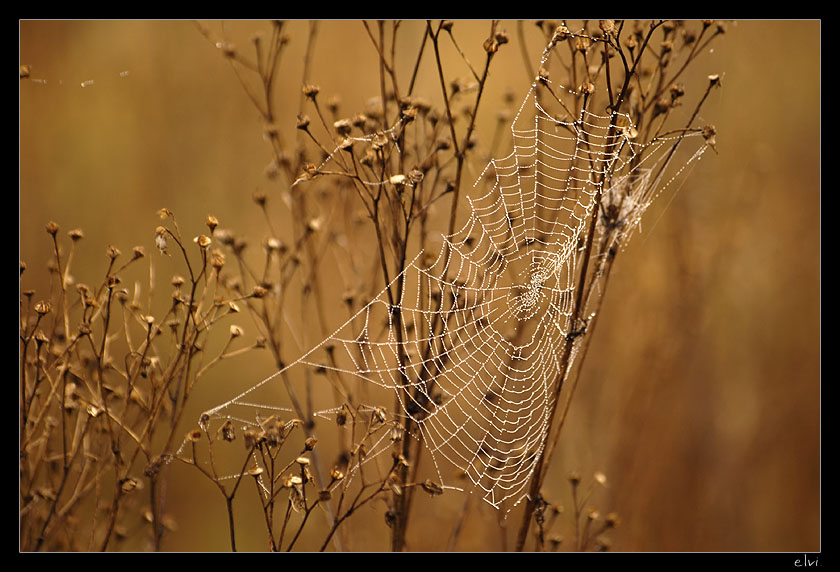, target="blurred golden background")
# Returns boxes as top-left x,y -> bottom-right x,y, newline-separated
20,20 -> 820,552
